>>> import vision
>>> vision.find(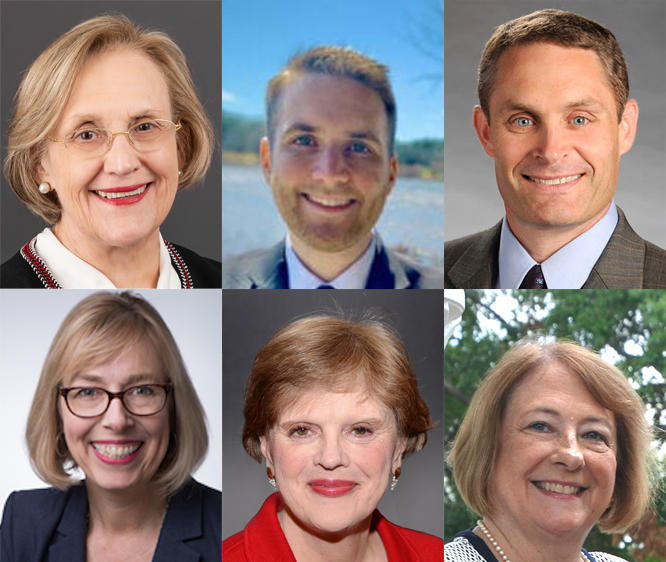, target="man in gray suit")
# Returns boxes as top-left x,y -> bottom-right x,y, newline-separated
445,9 -> 666,289
223,46 -> 442,289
